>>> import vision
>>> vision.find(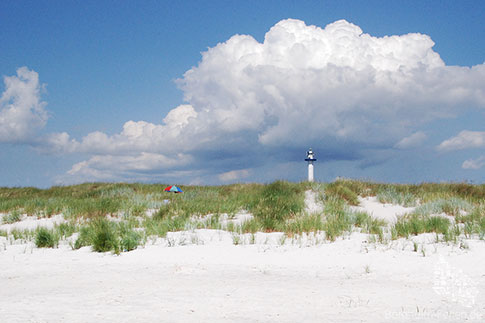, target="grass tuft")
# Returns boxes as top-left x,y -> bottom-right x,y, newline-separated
250,181 -> 305,231
325,182 -> 359,206
377,187 -> 417,207
90,218 -> 120,253
2,209 -> 22,224
35,227 -> 58,248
